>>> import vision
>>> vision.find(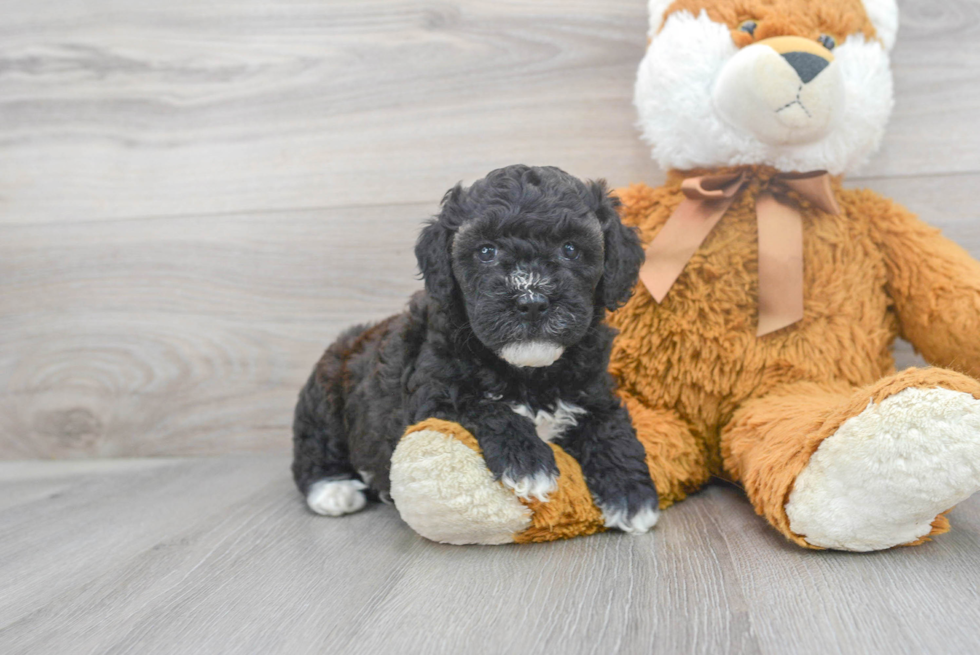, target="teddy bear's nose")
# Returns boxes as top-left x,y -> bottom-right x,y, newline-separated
781,51 -> 829,84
